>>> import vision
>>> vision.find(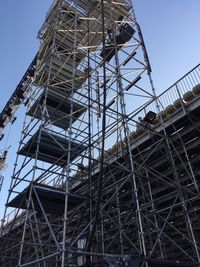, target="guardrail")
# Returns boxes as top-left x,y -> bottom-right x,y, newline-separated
0,208 -> 25,236
131,64 -> 200,125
